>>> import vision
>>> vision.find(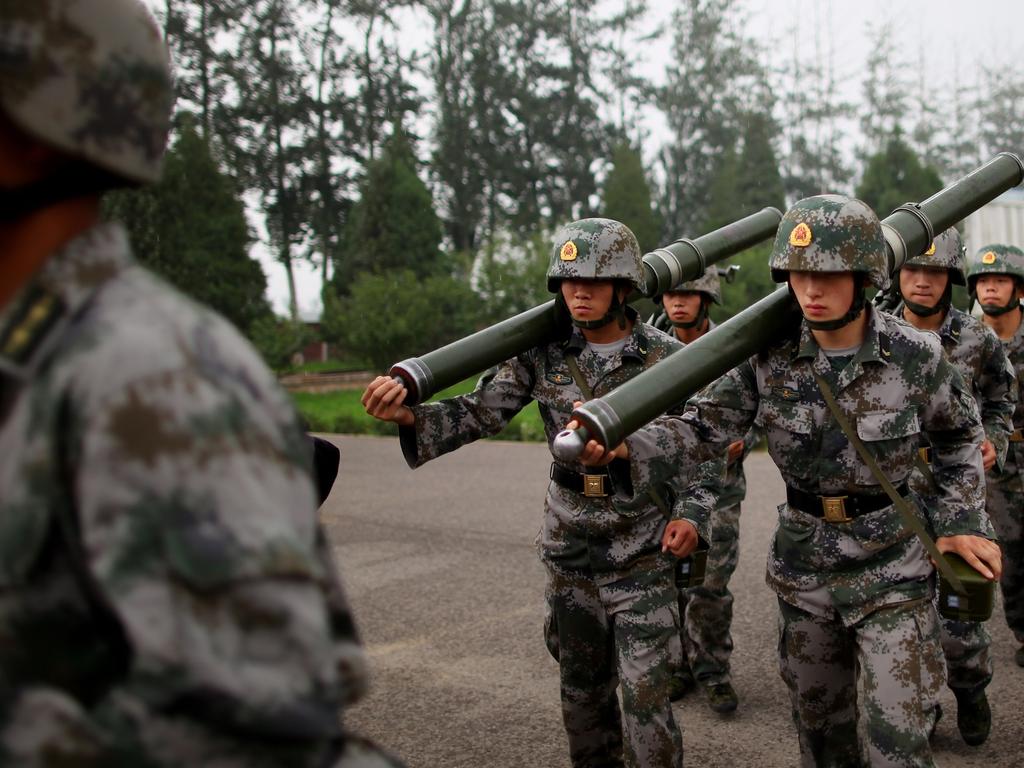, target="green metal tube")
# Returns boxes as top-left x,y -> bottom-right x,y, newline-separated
642,207 -> 782,297
390,209 -> 781,405
554,153 -> 1024,458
